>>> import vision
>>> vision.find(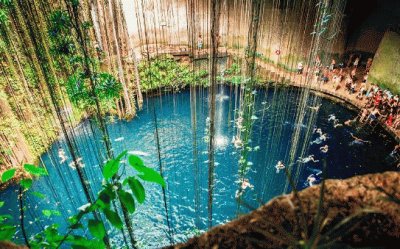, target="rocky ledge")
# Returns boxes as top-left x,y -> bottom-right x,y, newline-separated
170,172 -> 400,249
